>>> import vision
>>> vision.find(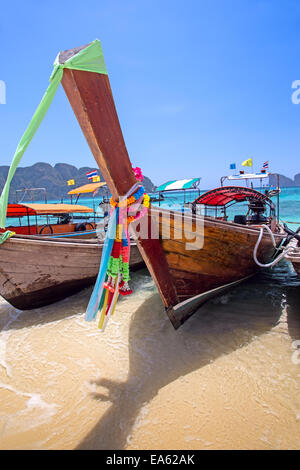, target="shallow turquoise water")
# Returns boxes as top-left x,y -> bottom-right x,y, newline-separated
6,186 -> 300,231
149,186 -> 300,230
1,189 -> 299,450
